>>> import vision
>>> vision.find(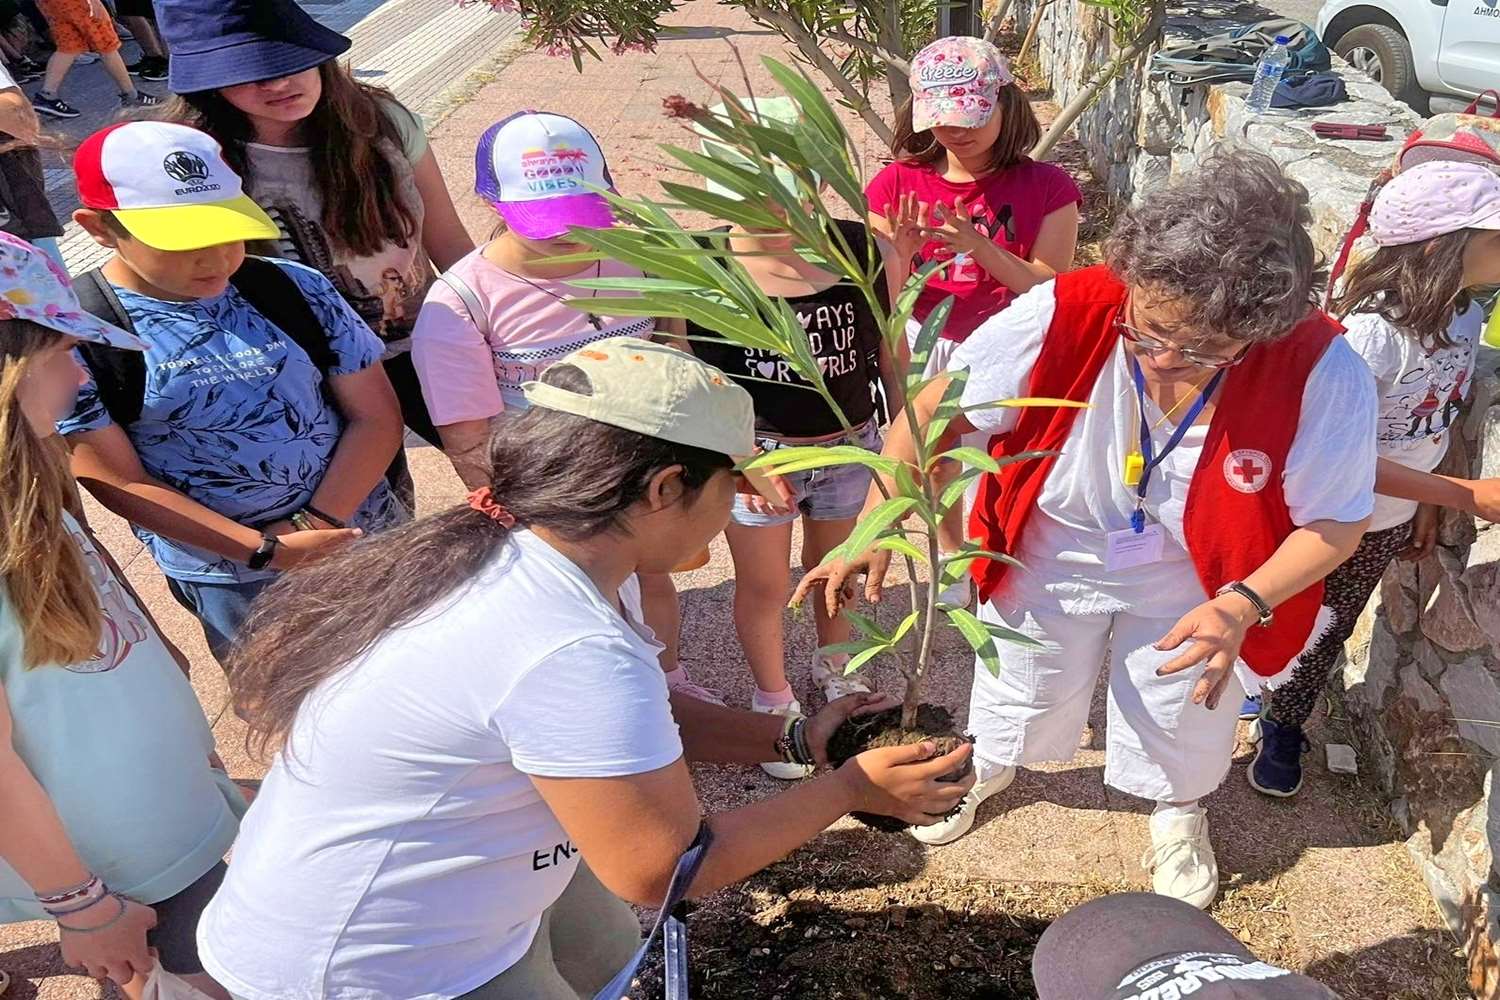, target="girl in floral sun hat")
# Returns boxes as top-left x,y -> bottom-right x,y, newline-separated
865,35 -> 1083,597
1248,115 -> 1500,798
0,233 -> 245,997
